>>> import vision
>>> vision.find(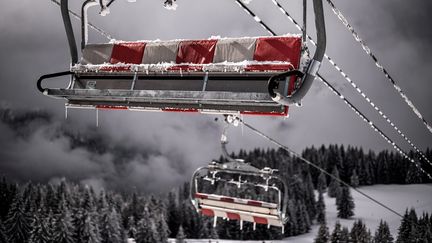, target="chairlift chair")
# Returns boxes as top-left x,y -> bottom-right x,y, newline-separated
190,122 -> 289,231
37,0 -> 326,116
